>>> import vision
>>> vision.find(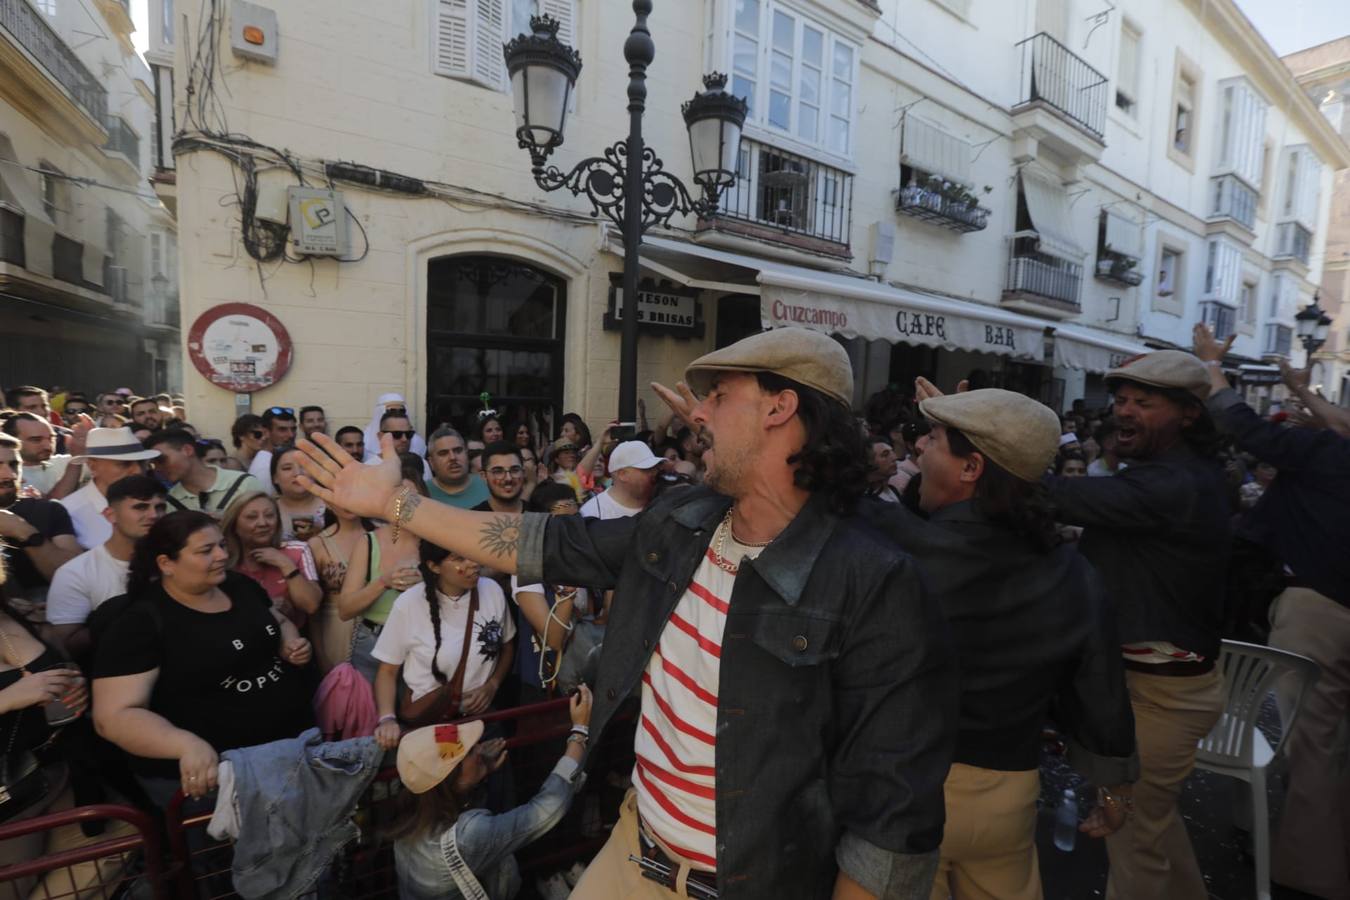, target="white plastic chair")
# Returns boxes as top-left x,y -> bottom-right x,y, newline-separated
1195,639 -> 1320,900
